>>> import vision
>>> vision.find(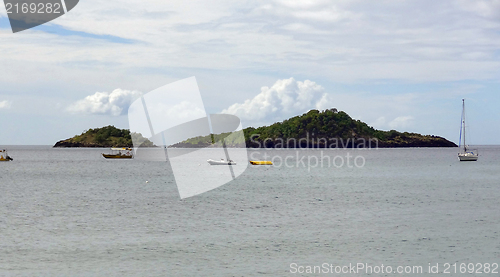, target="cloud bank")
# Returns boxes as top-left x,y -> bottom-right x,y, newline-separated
66,78 -> 419,135
222,78 -> 331,125
68,89 -> 142,116
0,100 -> 12,109
3,0 -> 500,84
